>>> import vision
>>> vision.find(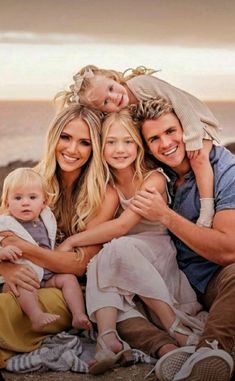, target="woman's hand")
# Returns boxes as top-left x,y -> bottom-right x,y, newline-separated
0,245 -> 22,261
0,262 -> 40,297
0,231 -> 28,251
